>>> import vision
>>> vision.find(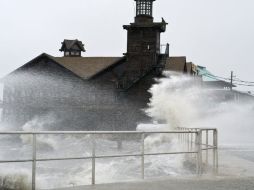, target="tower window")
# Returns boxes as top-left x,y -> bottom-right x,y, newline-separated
136,0 -> 153,16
